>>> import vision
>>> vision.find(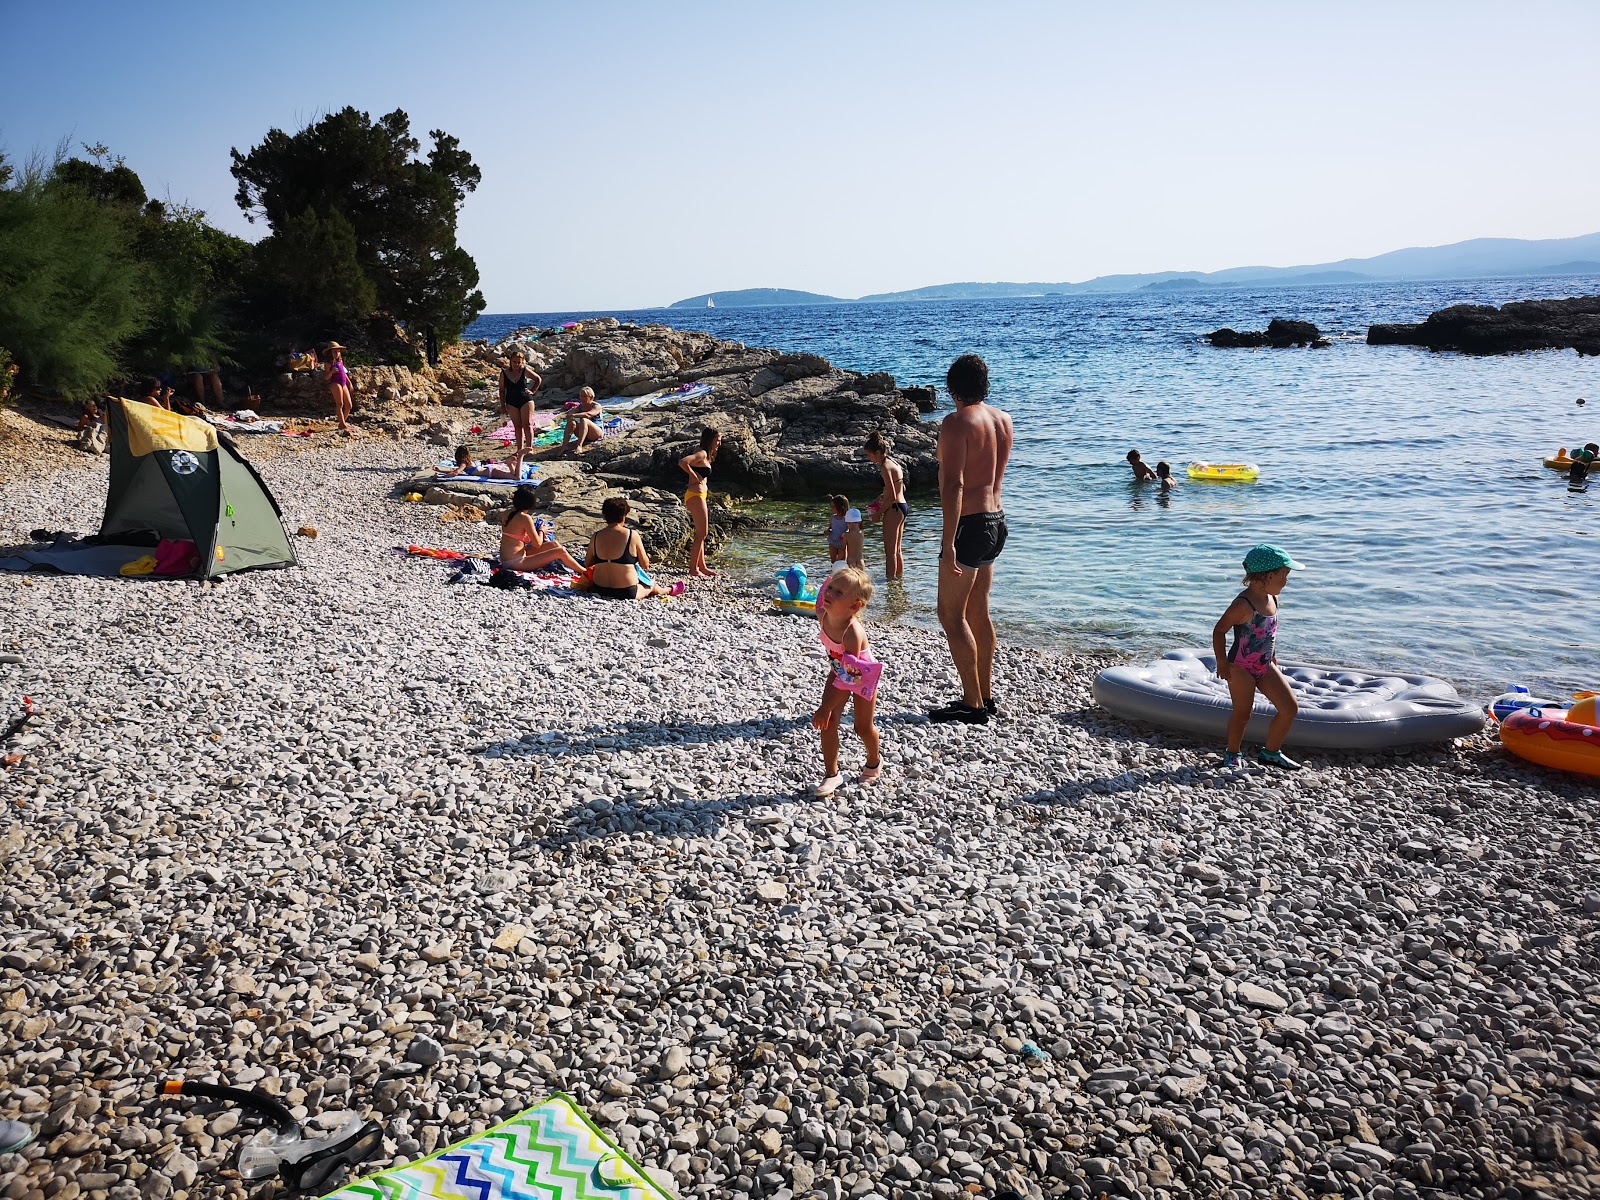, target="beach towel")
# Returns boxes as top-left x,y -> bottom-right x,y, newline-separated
207,411 -> 285,434
405,546 -> 470,561
322,1094 -> 674,1200
433,461 -> 540,486
483,414 -> 559,443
